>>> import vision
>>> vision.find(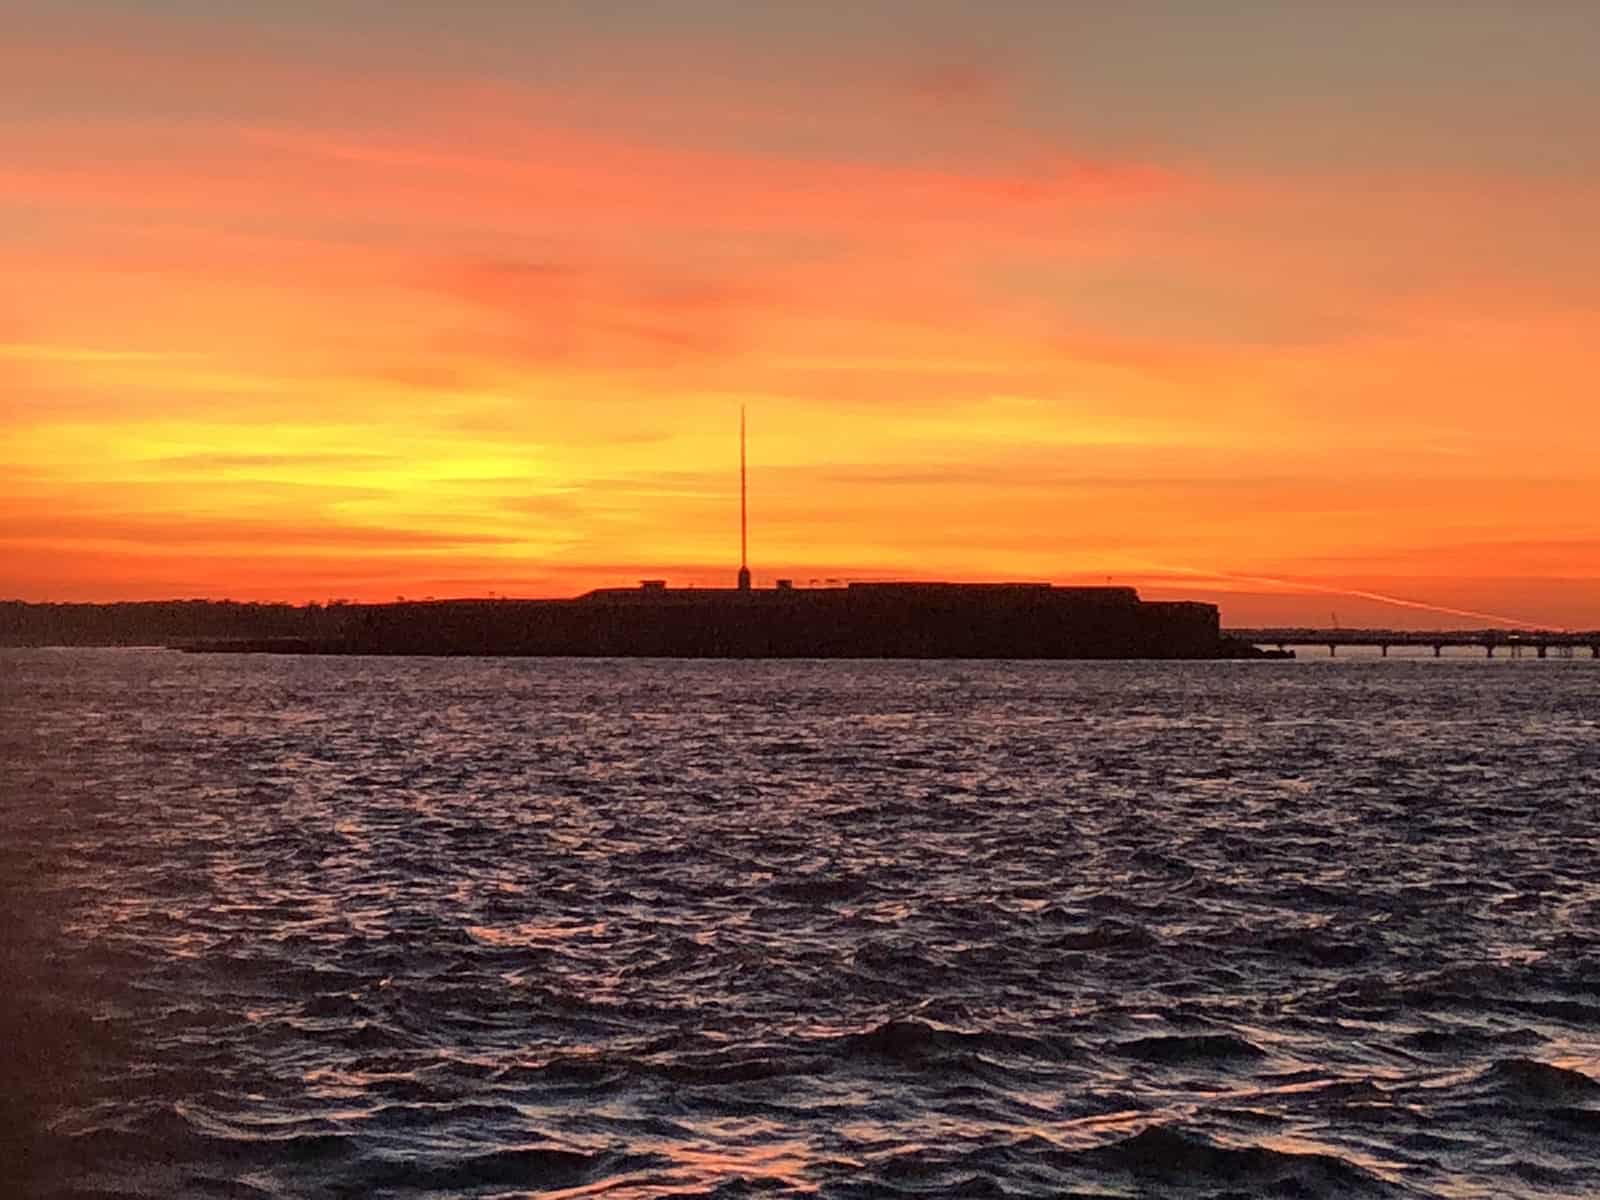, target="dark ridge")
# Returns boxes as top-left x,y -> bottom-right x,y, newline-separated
53,1119 -> 358,1171
1051,921 -> 1160,952
1485,1057 -> 1600,1101
767,873 -> 868,903
845,1017 -> 983,1064
1301,1077 -> 1391,1105
1400,1025 -> 1543,1055
1073,1125 -> 1400,1195
1262,931 -> 1376,969
367,1145 -> 654,1192
655,1051 -> 827,1087
1114,1033 -> 1267,1063
494,1053 -> 630,1089
358,1100 -> 527,1129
